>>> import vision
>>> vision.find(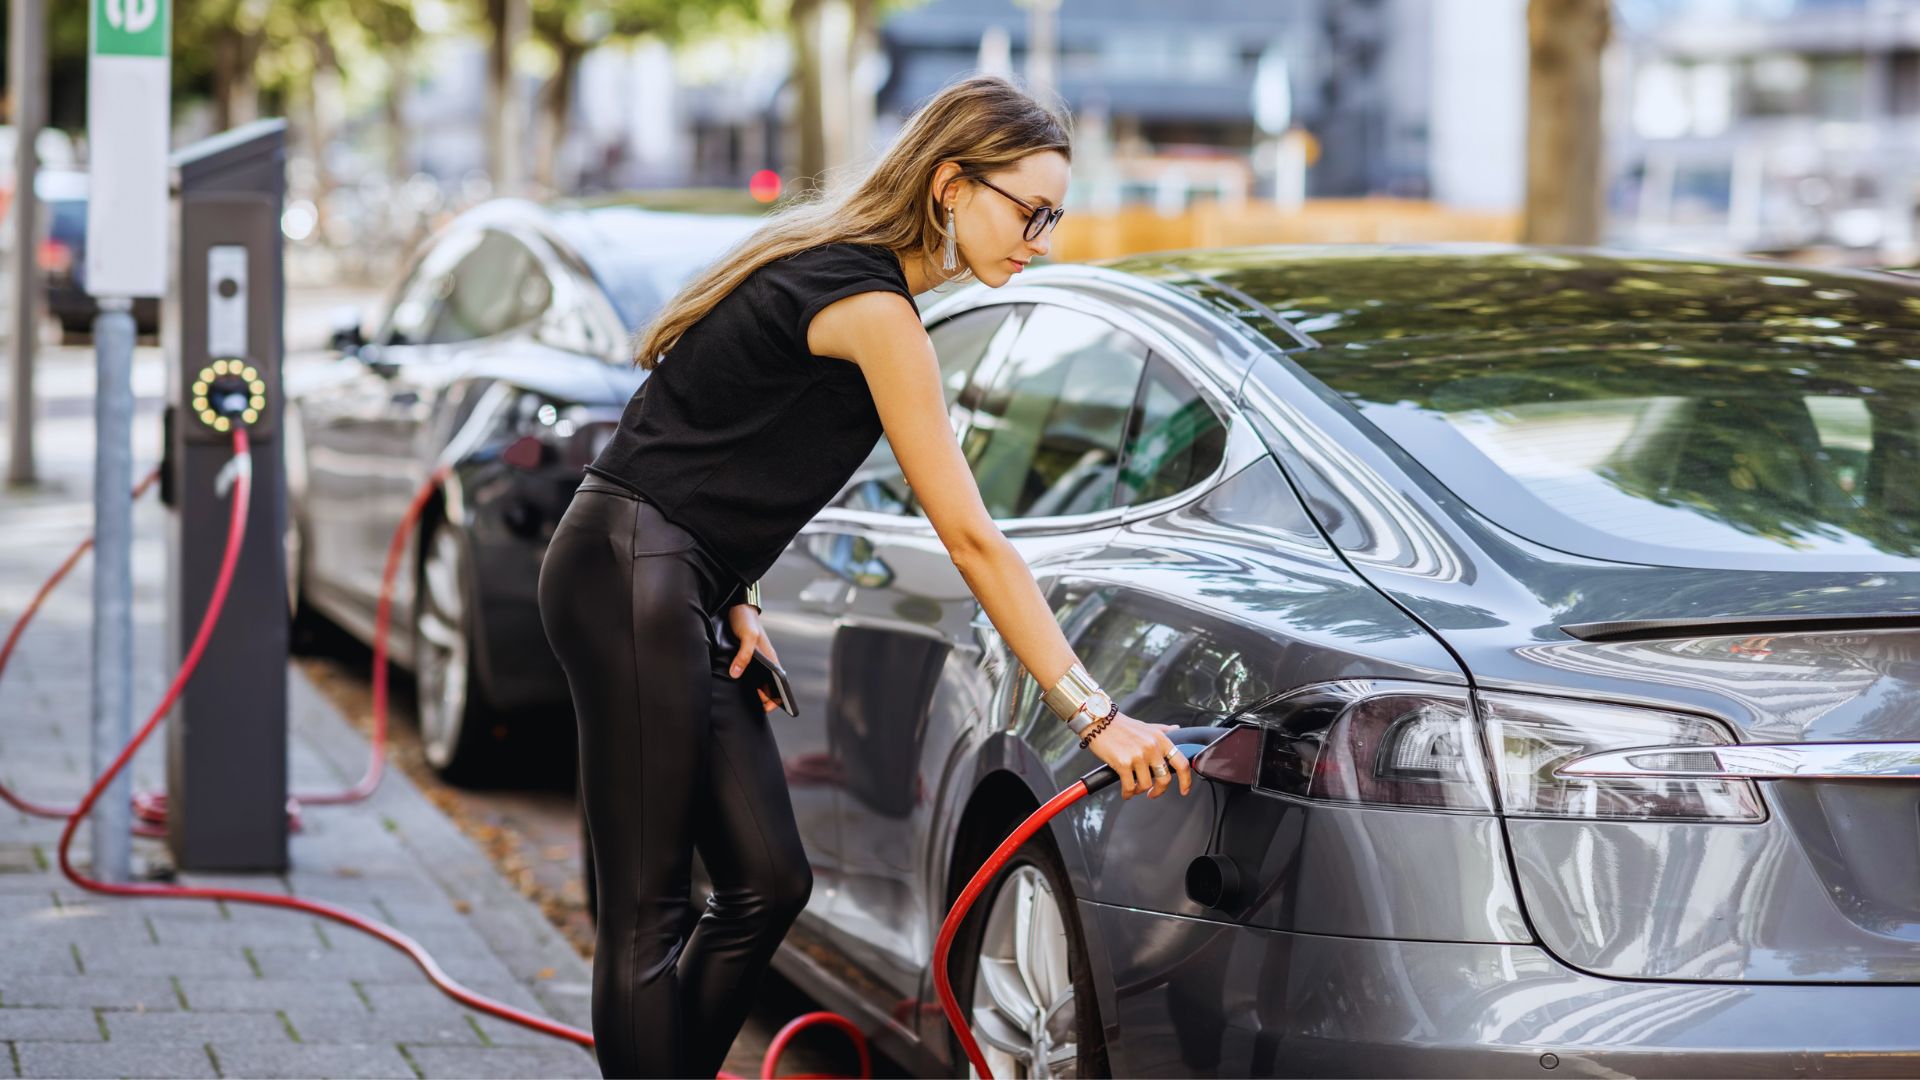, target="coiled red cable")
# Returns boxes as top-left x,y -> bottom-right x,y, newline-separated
0,454 -> 444,827
0,430 -> 896,1075
41,429 -> 602,1048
